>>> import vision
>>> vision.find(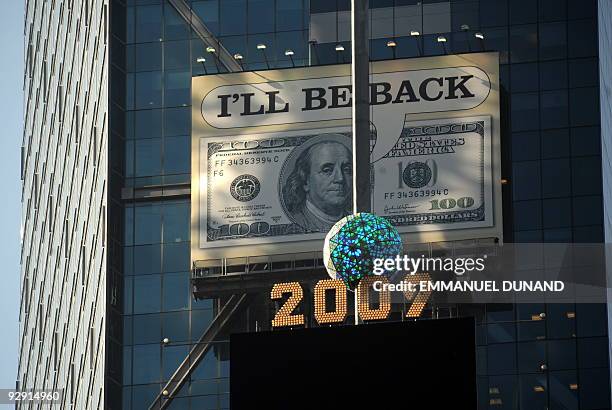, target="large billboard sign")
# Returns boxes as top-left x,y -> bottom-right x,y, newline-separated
192,53 -> 502,264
